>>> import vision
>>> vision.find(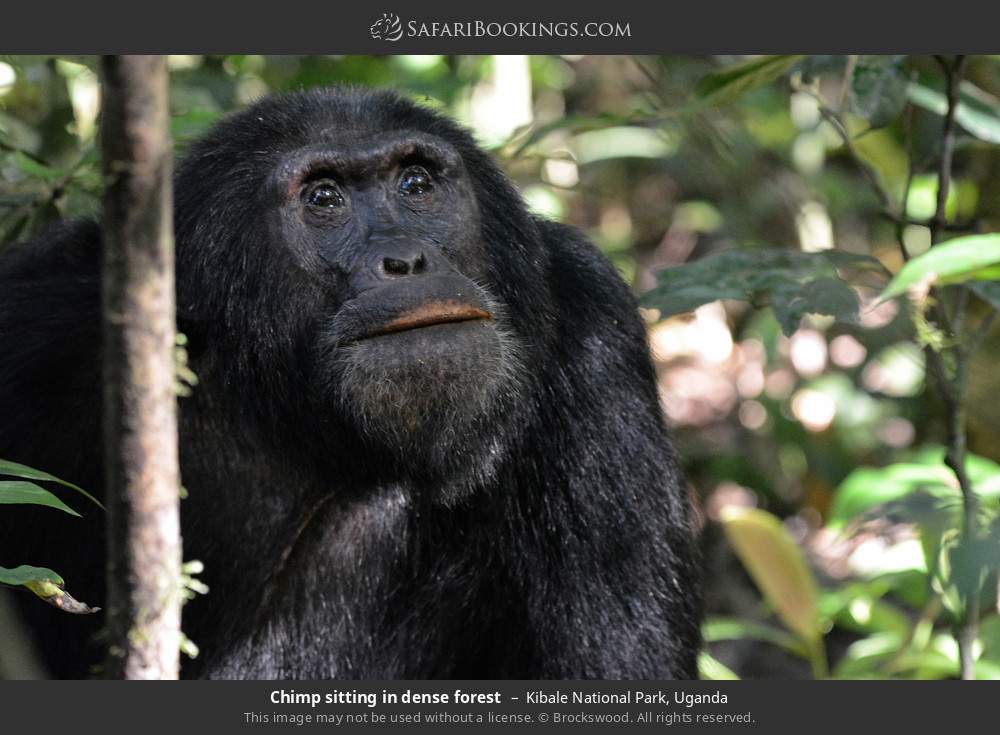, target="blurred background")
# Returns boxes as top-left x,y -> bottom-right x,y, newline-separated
2,54 -> 1000,679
